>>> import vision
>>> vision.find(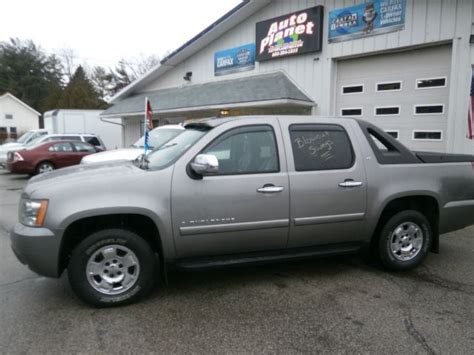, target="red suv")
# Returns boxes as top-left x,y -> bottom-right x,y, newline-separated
6,141 -> 100,175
